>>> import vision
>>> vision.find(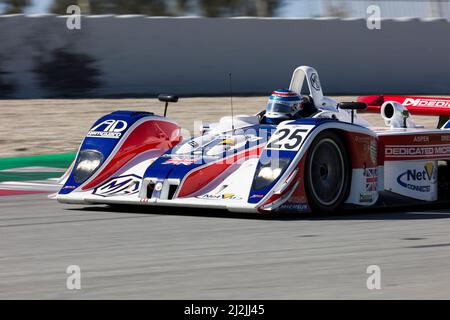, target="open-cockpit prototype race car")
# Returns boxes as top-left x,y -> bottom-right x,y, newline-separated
55,66 -> 450,214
